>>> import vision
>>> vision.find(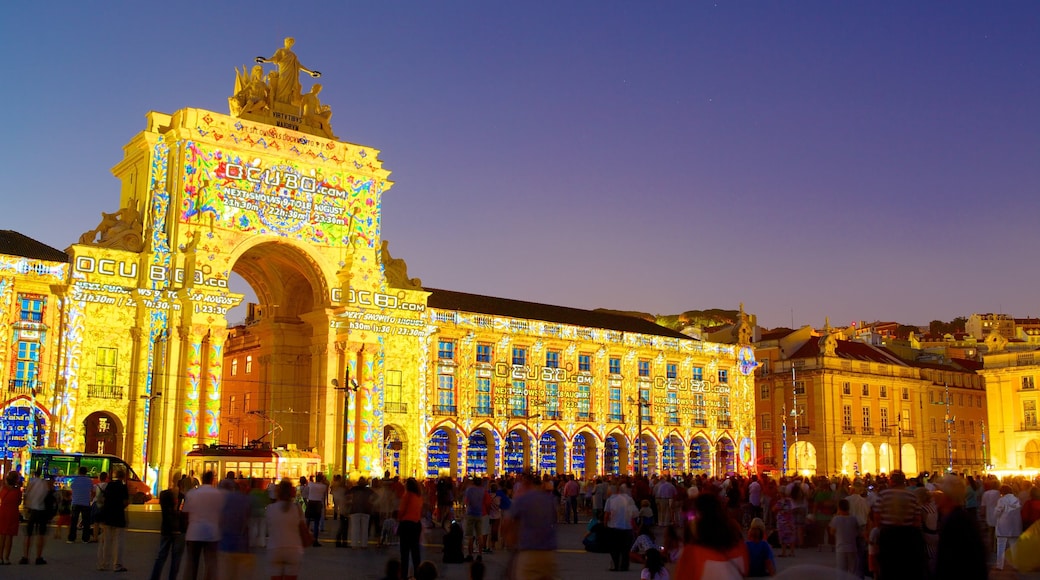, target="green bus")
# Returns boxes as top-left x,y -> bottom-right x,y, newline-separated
29,449 -> 152,504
